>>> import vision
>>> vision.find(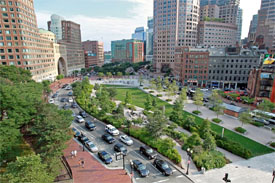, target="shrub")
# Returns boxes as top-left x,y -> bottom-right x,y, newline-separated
270,142 -> 275,148
166,99 -> 172,102
193,150 -> 226,170
164,128 -> 187,143
212,118 -> 222,124
234,127 -> 247,134
250,121 -> 264,127
157,94 -> 163,97
143,87 -> 149,90
149,91 -> 154,93
128,105 -> 136,111
143,110 -> 150,116
56,74 -> 64,80
192,110 -> 201,115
